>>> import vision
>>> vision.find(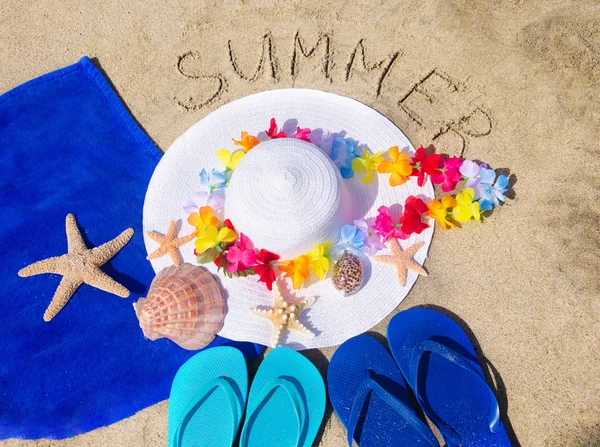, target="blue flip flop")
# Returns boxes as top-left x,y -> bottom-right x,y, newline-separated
328,334 -> 439,446
168,346 -> 248,447
387,308 -> 512,447
240,347 -> 325,447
